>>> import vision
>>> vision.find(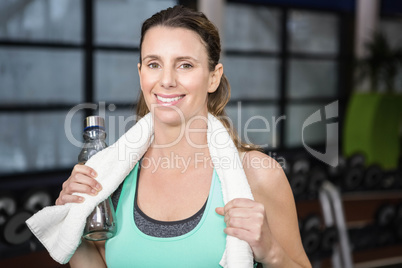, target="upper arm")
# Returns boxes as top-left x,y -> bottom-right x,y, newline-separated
69,240 -> 106,268
94,241 -> 106,264
243,151 -> 311,267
